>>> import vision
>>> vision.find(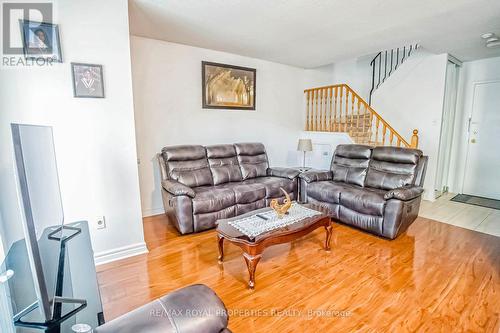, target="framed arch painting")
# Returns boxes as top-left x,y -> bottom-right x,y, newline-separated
202,61 -> 256,110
